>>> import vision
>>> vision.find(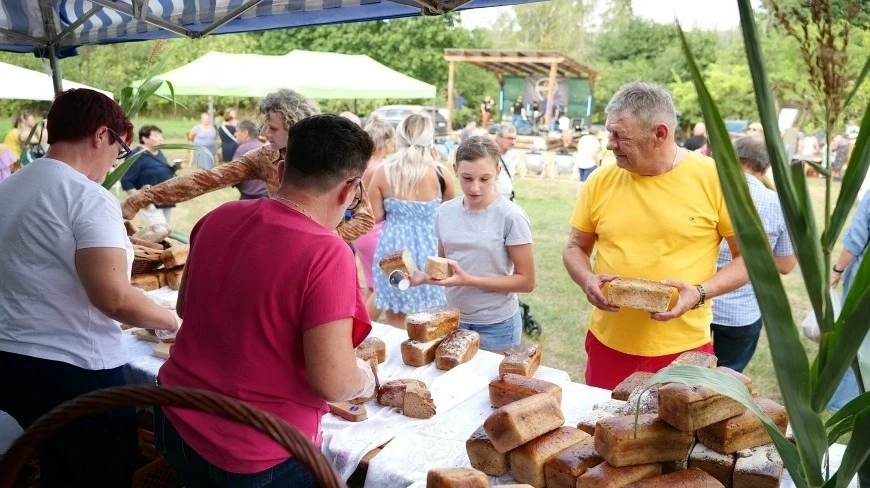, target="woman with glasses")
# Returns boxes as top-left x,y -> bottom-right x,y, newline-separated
157,116 -> 376,487
0,89 -> 180,487
368,114 -> 456,328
